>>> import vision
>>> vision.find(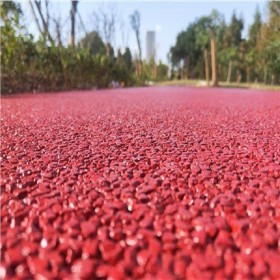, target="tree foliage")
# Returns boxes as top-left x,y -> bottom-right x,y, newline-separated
1,2 -> 168,94
78,31 -> 106,56
169,1 -> 280,85
130,10 -> 142,65
0,2 -> 111,93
